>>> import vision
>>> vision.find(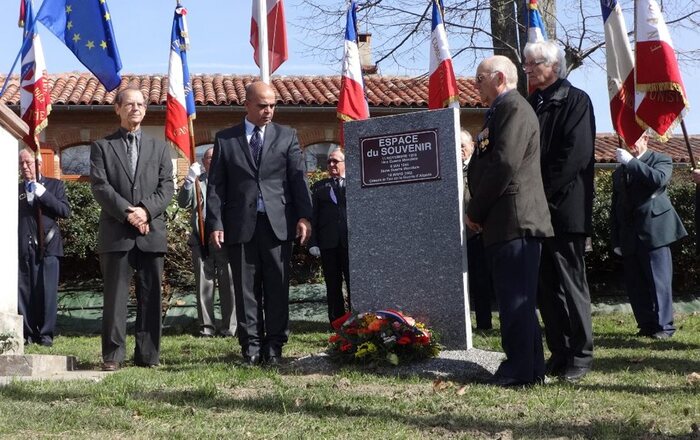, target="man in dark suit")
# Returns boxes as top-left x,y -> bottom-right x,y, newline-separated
308,147 -> 350,325
18,149 -> 70,347
177,147 -> 236,338
611,133 -> 687,339
90,87 -> 174,371
524,40 -> 595,382
467,55 -> 554,387
206,81 -> 313,366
